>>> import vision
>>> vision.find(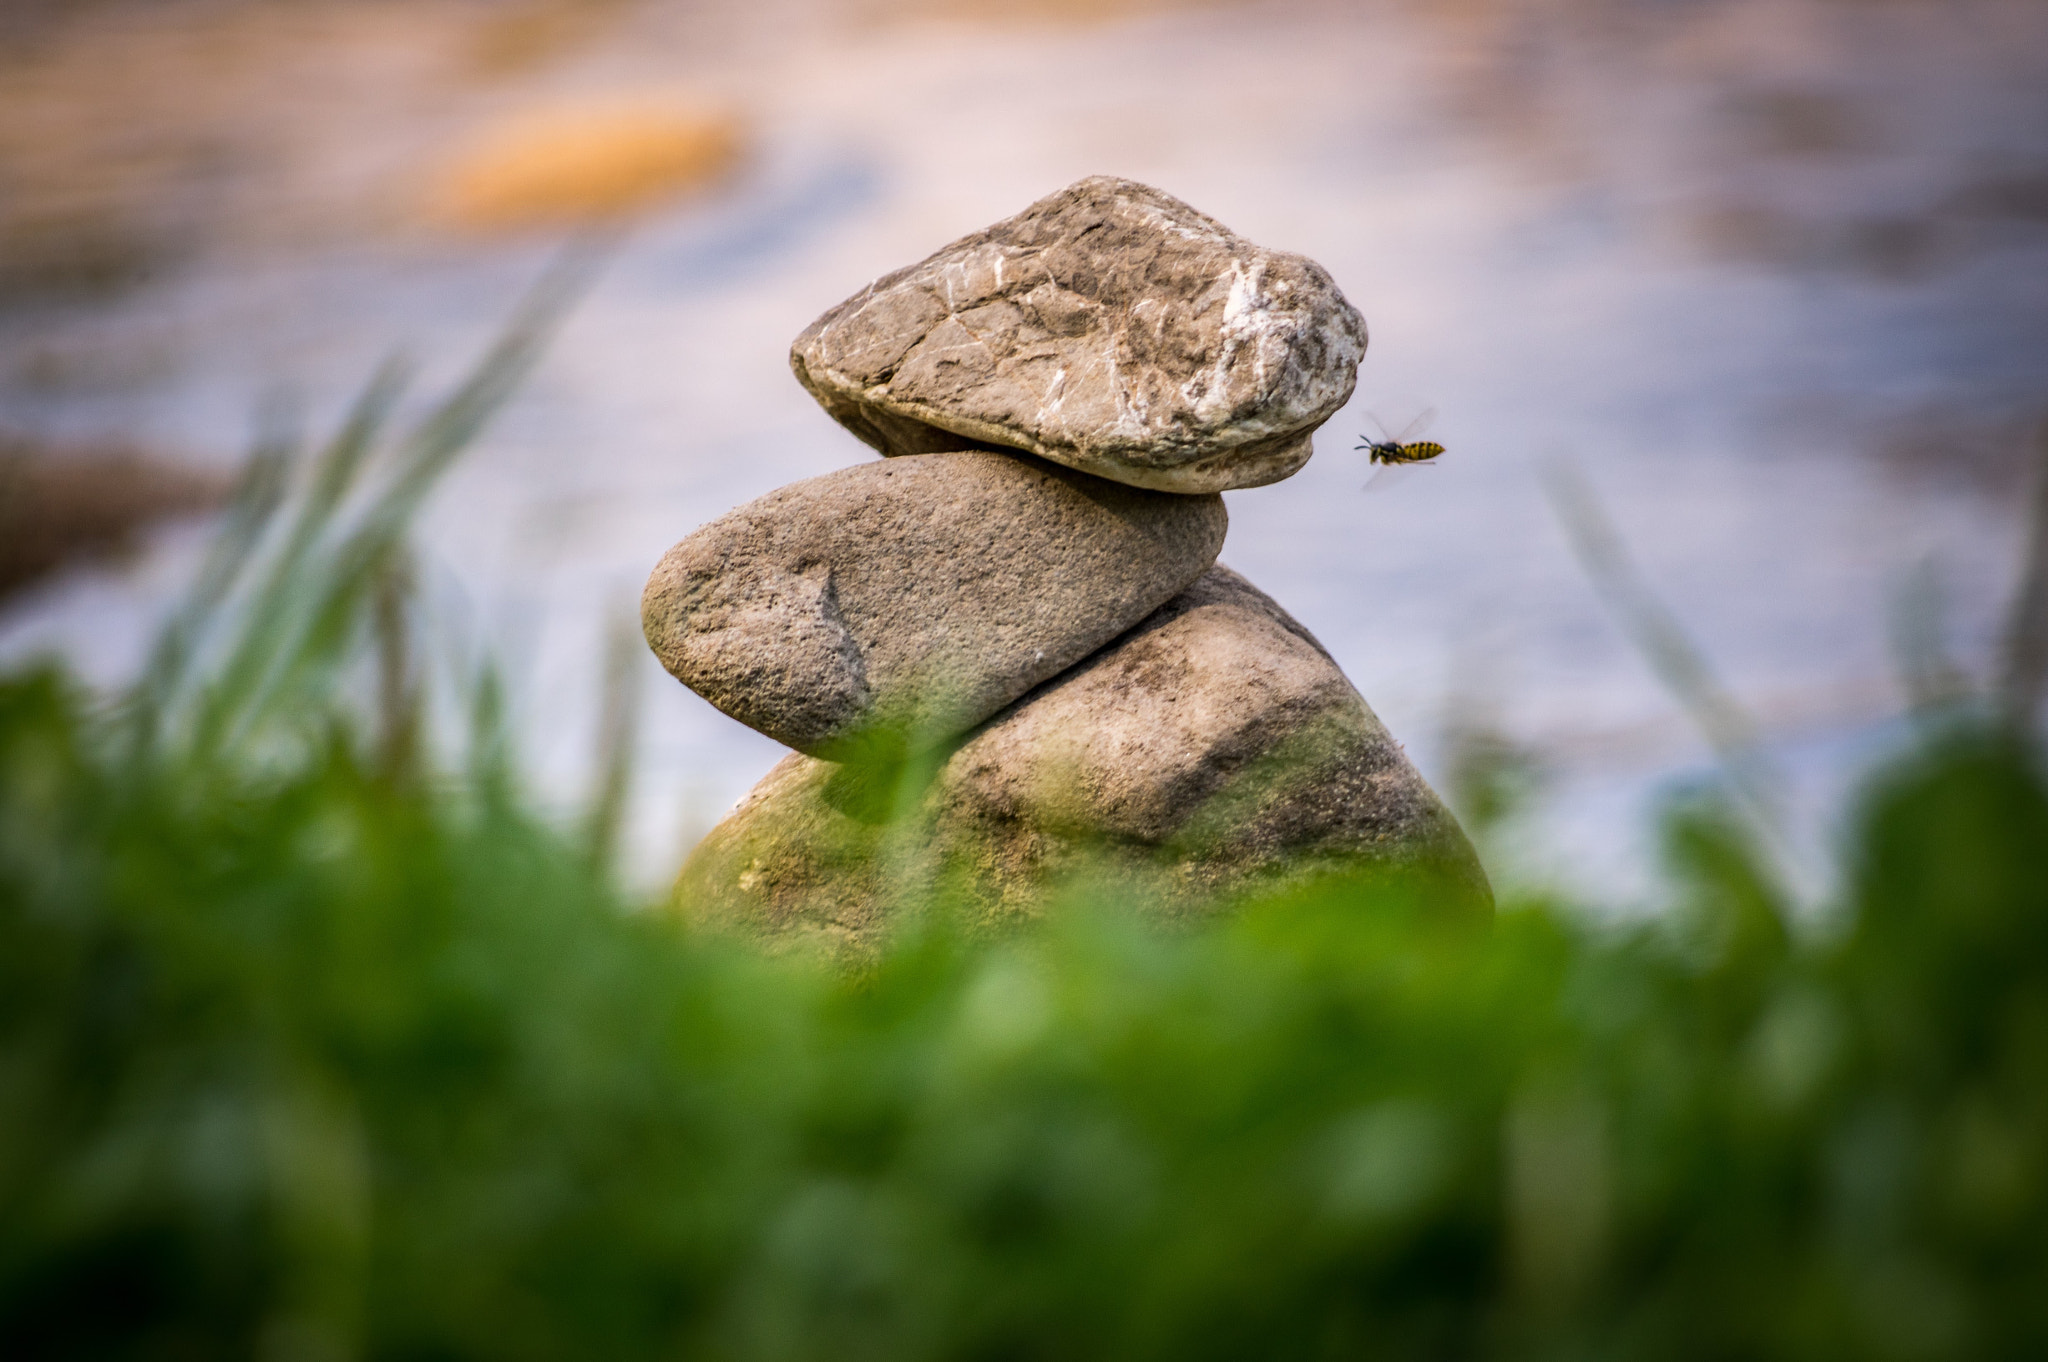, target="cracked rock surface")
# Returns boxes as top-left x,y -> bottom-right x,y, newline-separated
789,177 -> 1368,493
675,566 -> 1489,953
641,448 -> 1226,760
